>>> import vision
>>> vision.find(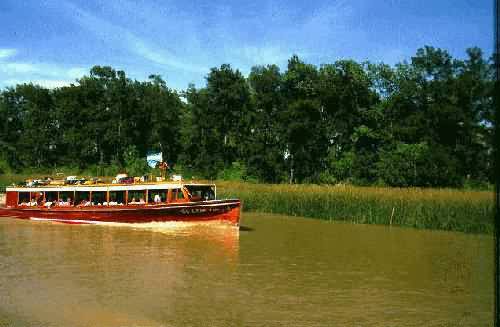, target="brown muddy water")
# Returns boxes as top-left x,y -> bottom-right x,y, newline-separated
0,212 -> 493,326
